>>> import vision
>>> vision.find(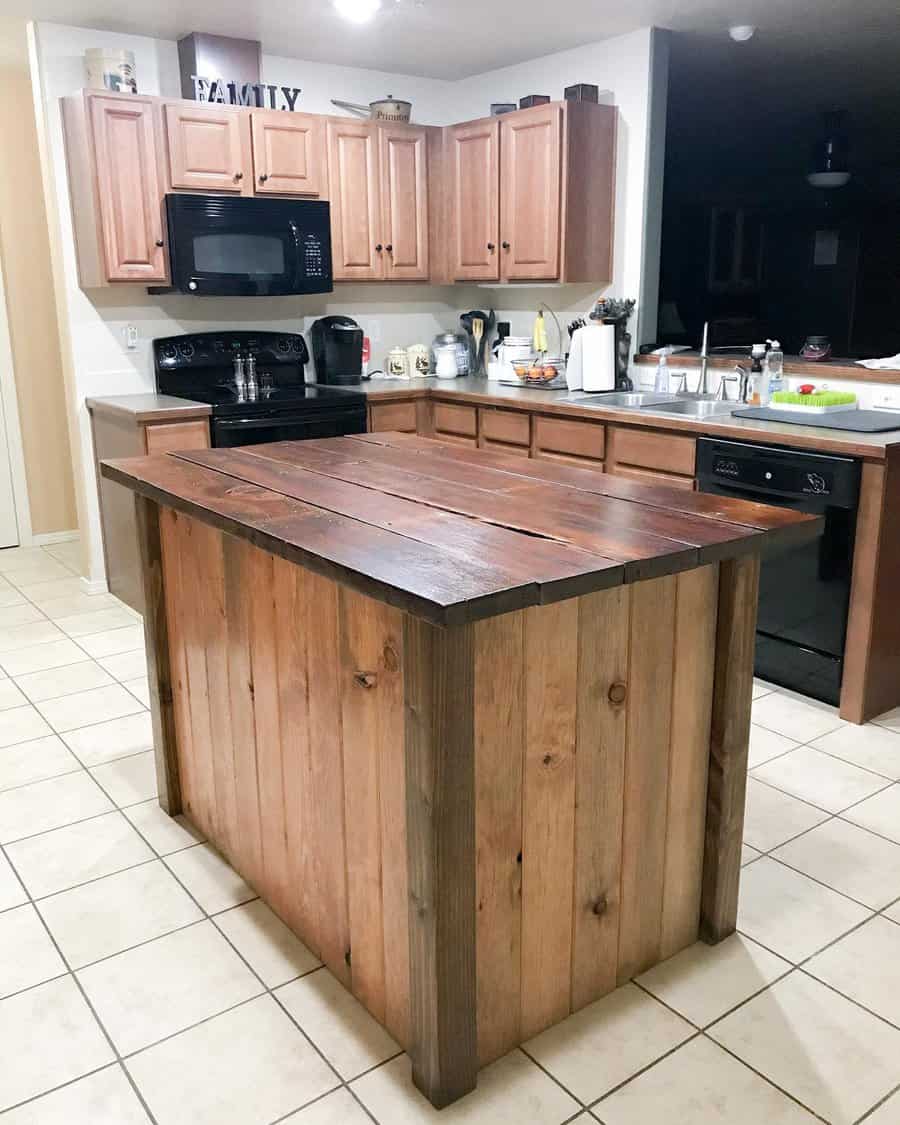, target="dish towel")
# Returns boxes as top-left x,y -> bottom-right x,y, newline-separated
856,354 -> 900,370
